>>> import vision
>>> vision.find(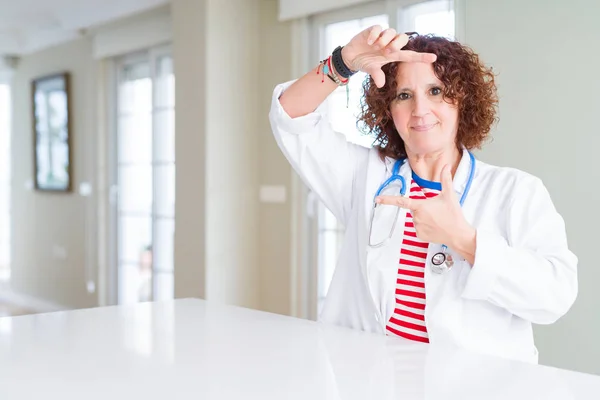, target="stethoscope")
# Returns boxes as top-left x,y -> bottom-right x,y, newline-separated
368,151 -> 476,274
